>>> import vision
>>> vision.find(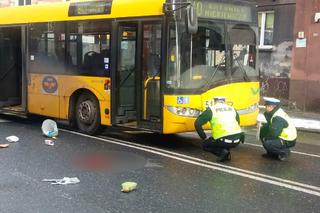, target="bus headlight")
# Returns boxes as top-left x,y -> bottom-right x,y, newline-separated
166,106 -> 201,118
